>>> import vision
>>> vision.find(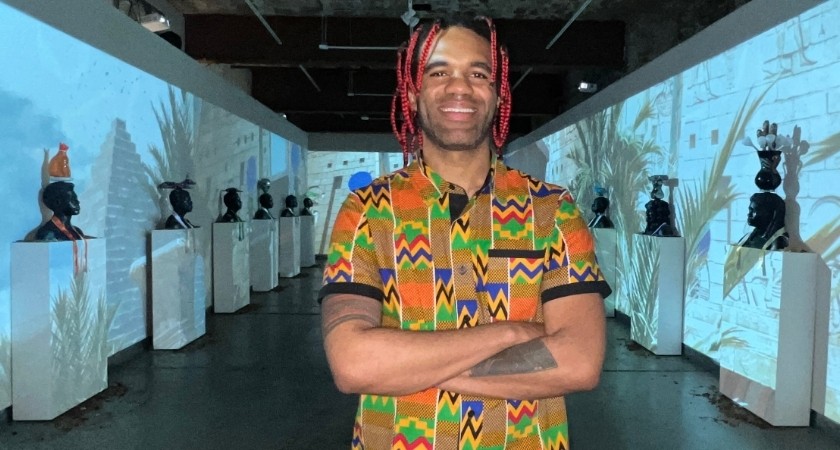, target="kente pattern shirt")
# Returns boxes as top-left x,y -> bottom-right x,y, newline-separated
320,157 -> 611,450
